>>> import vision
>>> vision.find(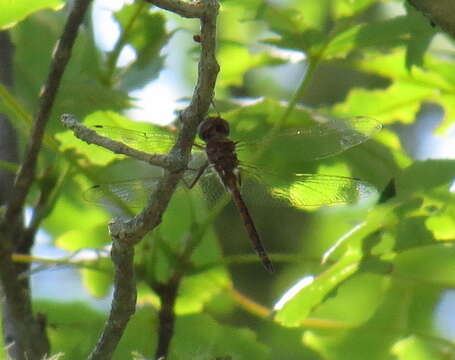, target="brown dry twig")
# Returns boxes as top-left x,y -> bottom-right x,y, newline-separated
85,1 -> 220,359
